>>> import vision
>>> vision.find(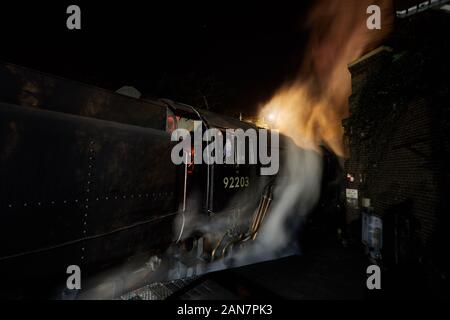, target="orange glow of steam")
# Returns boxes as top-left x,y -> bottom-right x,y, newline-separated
260,0 -> 393,157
